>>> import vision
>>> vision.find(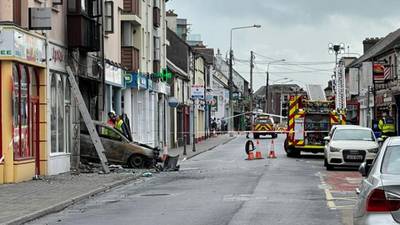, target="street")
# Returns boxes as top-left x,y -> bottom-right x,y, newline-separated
28,135 -> 360,225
